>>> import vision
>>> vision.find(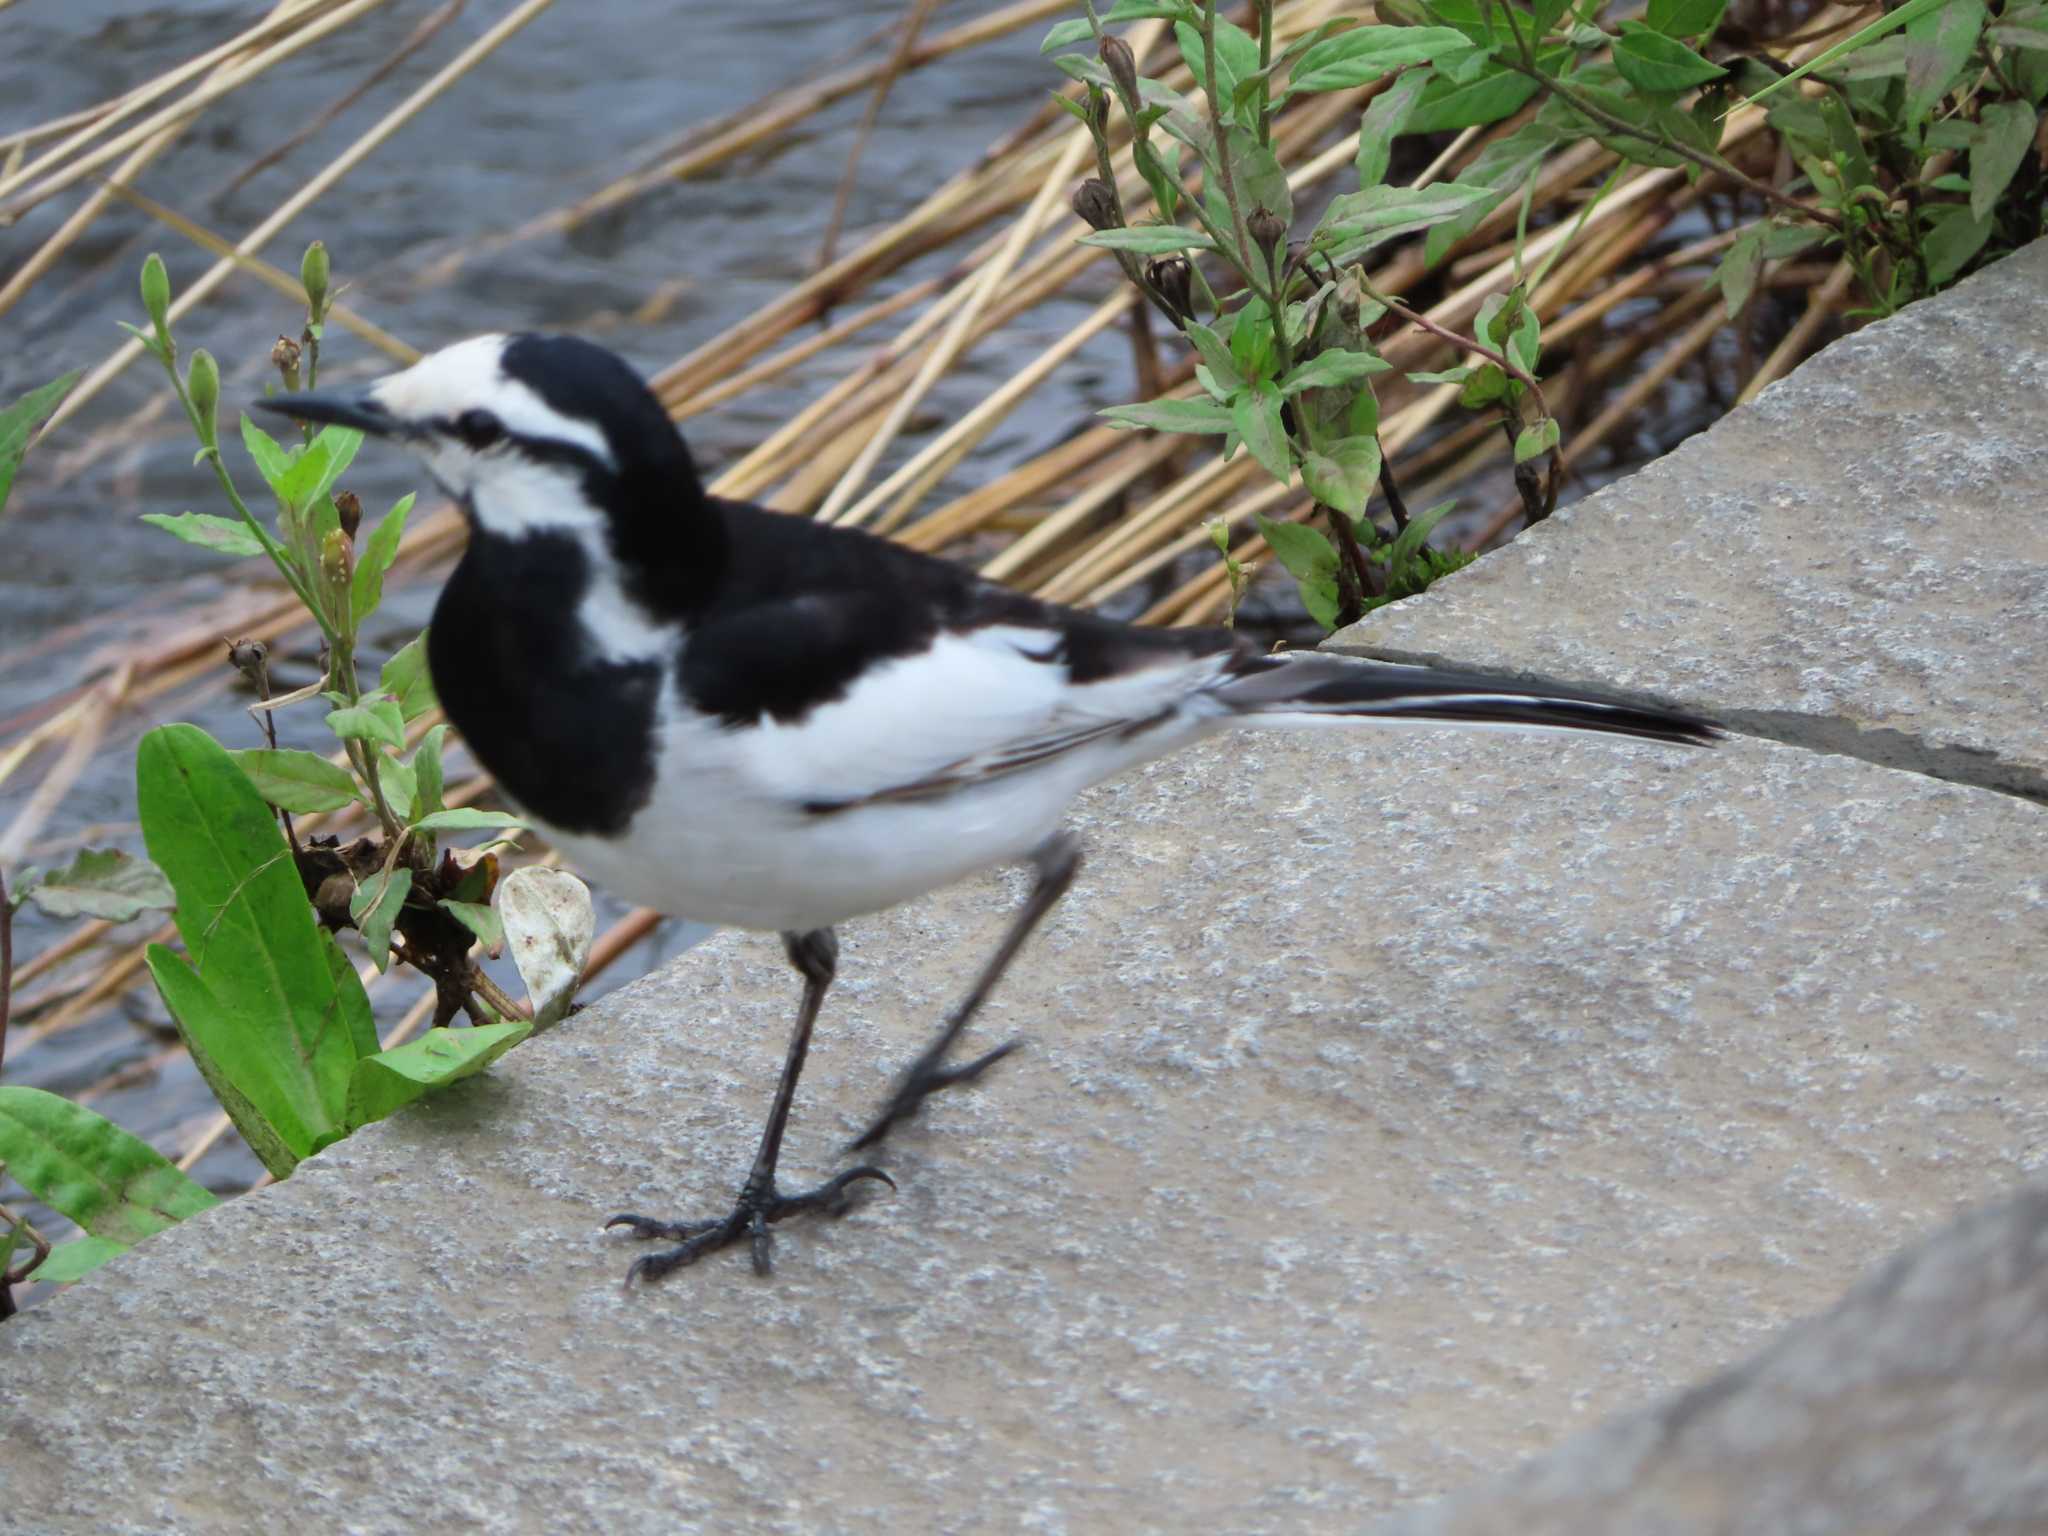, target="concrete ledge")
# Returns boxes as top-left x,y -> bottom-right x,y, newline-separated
1377,1184 -> 2048,1536
1332,238 -> 2048,800
3,726 -> 2043,1531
